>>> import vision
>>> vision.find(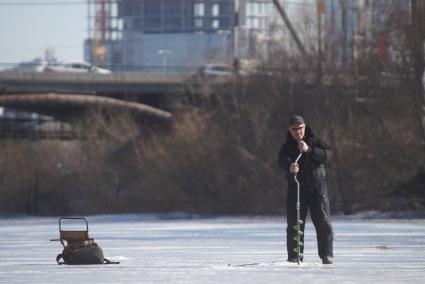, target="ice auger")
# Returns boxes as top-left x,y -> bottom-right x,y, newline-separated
293,152 -> 303,265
